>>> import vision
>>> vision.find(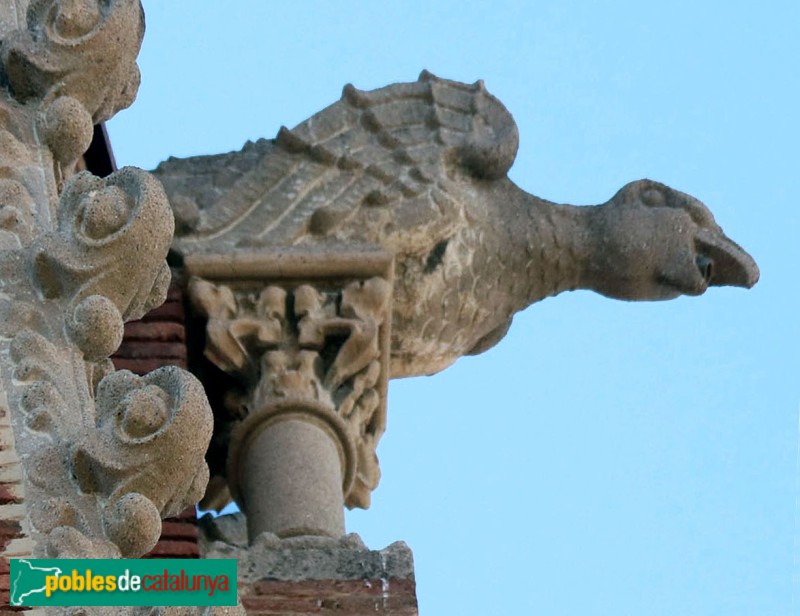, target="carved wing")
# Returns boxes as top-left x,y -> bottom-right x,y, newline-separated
157,71 -> 519,253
